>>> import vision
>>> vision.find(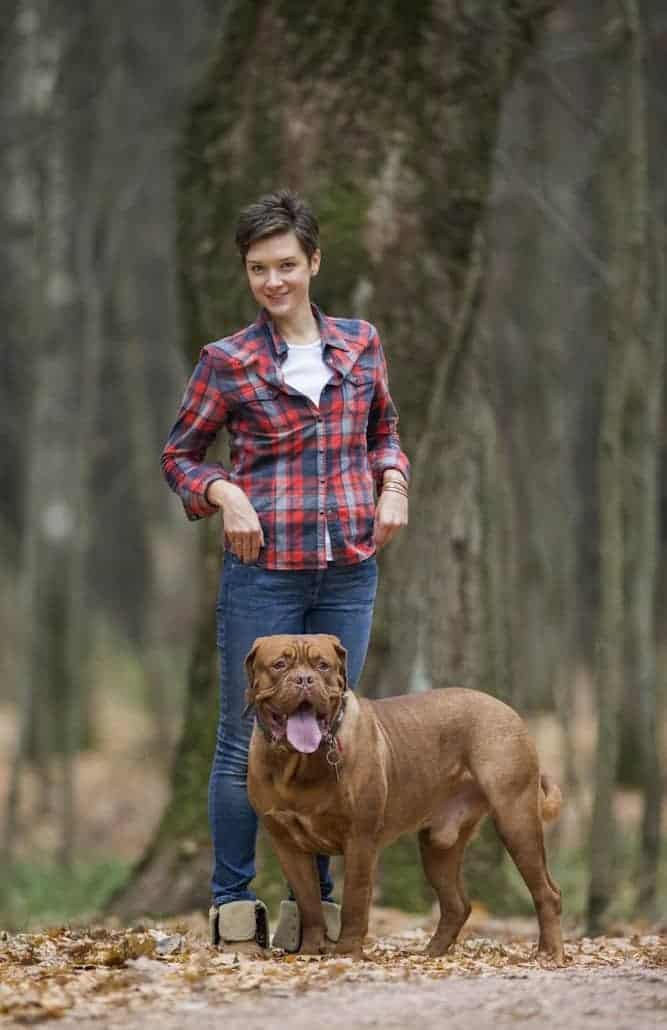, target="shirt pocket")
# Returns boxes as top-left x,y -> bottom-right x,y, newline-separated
233,385 -> 311,460
342,370 -> 376,432
234,384 -> 284,437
